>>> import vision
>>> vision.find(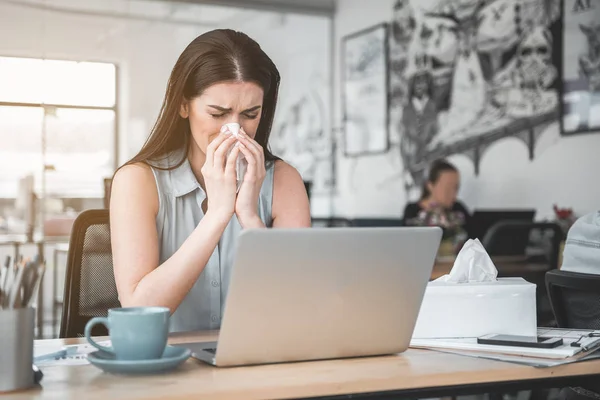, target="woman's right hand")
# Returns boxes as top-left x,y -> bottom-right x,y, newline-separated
201,132 -> 240,221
